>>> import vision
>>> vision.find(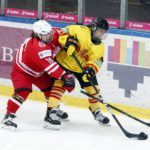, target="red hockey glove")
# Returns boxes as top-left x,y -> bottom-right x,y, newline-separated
61,73 -> 75,93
